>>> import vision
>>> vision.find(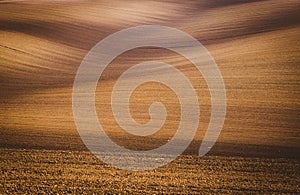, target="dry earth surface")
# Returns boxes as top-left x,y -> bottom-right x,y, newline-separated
0,0 -> 299,194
